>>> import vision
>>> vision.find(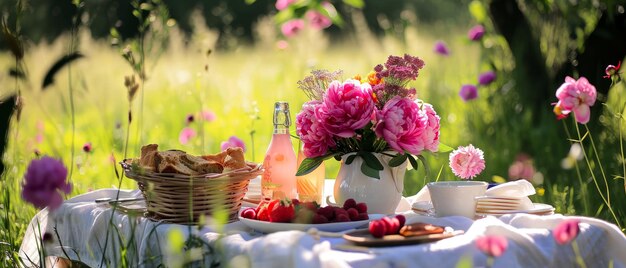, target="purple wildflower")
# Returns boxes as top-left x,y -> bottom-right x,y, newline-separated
478,71 -> 497,86
22,156 -> 72,211
433,41 -> 450,56
459,84 -> 478,101
468,25 -> 485,41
